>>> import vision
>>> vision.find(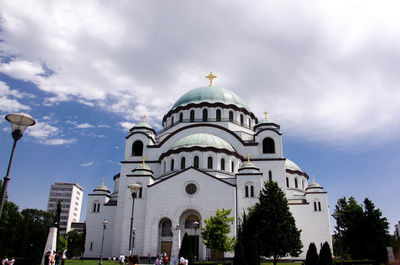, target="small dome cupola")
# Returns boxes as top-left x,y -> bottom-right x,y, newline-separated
93,179 -> 110,194
254,111 -> 280,132
238,154 -> 260,174
129,115 -> 156,134
306,176 -> 323,191
132,156 -> 153,176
